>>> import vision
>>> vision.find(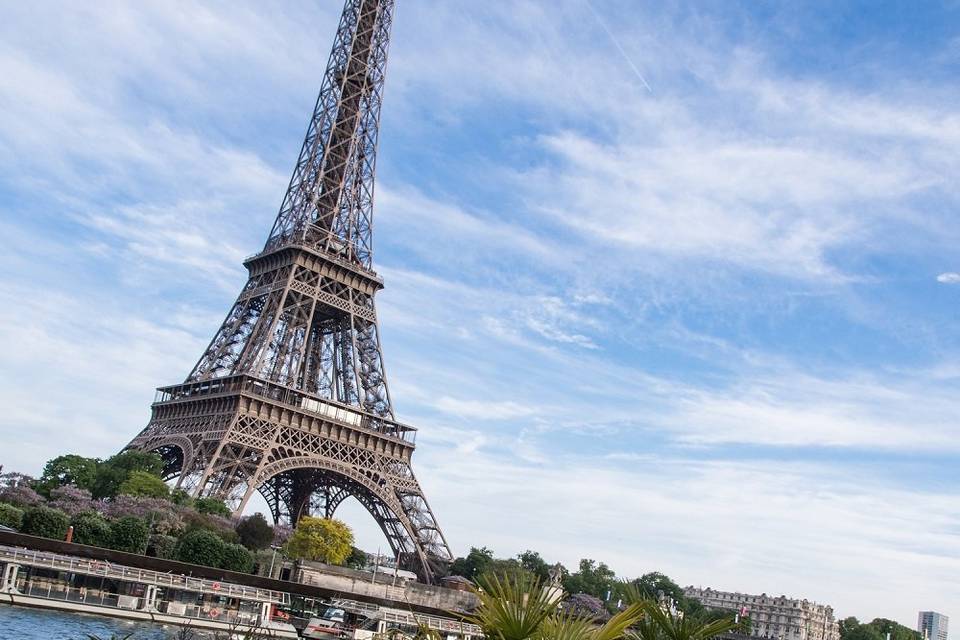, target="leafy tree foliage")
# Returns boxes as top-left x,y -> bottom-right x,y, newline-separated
450,546 -> 494,580
170,489 -> 193,506
0,503 -> 24,530
194,497 -> 232,517
517,550 -> 553,583
236,513 -> 274,550
92,451 -> 164,499
840,617 -> 920,640
181,509 -> 238,543
49,484 -> 94,516
0,473 -> 43,508
21,505 -> 70,539
562,559 -> 617,601
71,511 -> 113,548
562,593 -> 607,619
37,455 -> 100,495
109,515 -> 150,553
221,542 -> 255,572
97,495 -> 183,535
631,571 -> 688,609
285,516 -> 354,564
272,522 -> 293,546
118,471 -> 170,499
481,557 -> 535,584
345,546 -> 368,569
176,529 -> 226,567
148,534 -> 178,559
